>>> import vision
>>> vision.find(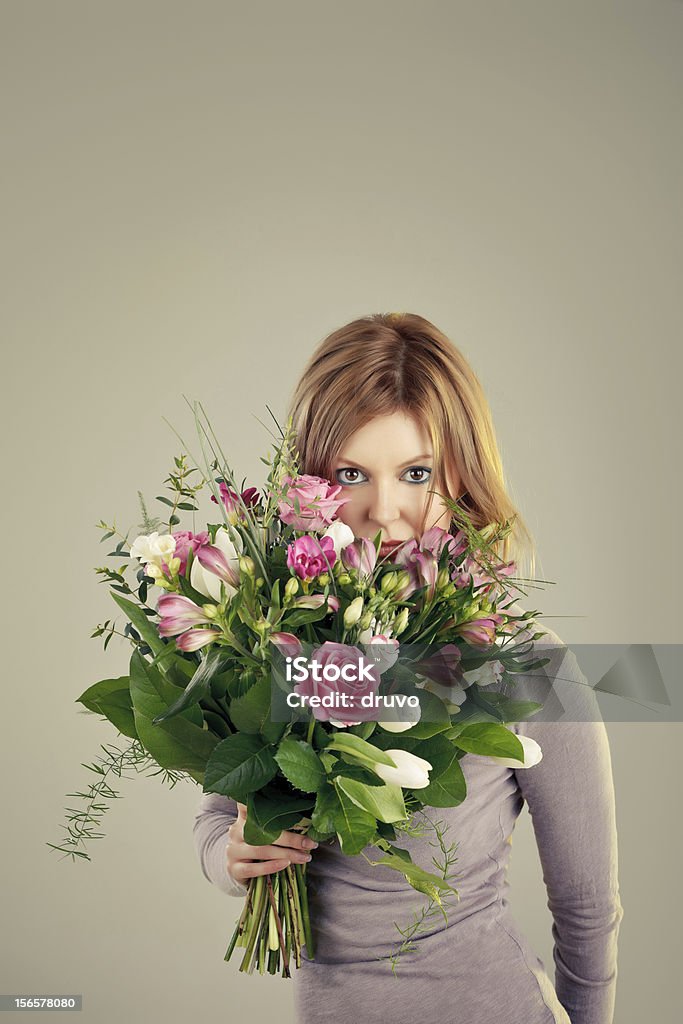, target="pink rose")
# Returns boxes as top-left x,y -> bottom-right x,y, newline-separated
292,641 -> 381,727
277,474 -> 351,531
286,534 -> 337,581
